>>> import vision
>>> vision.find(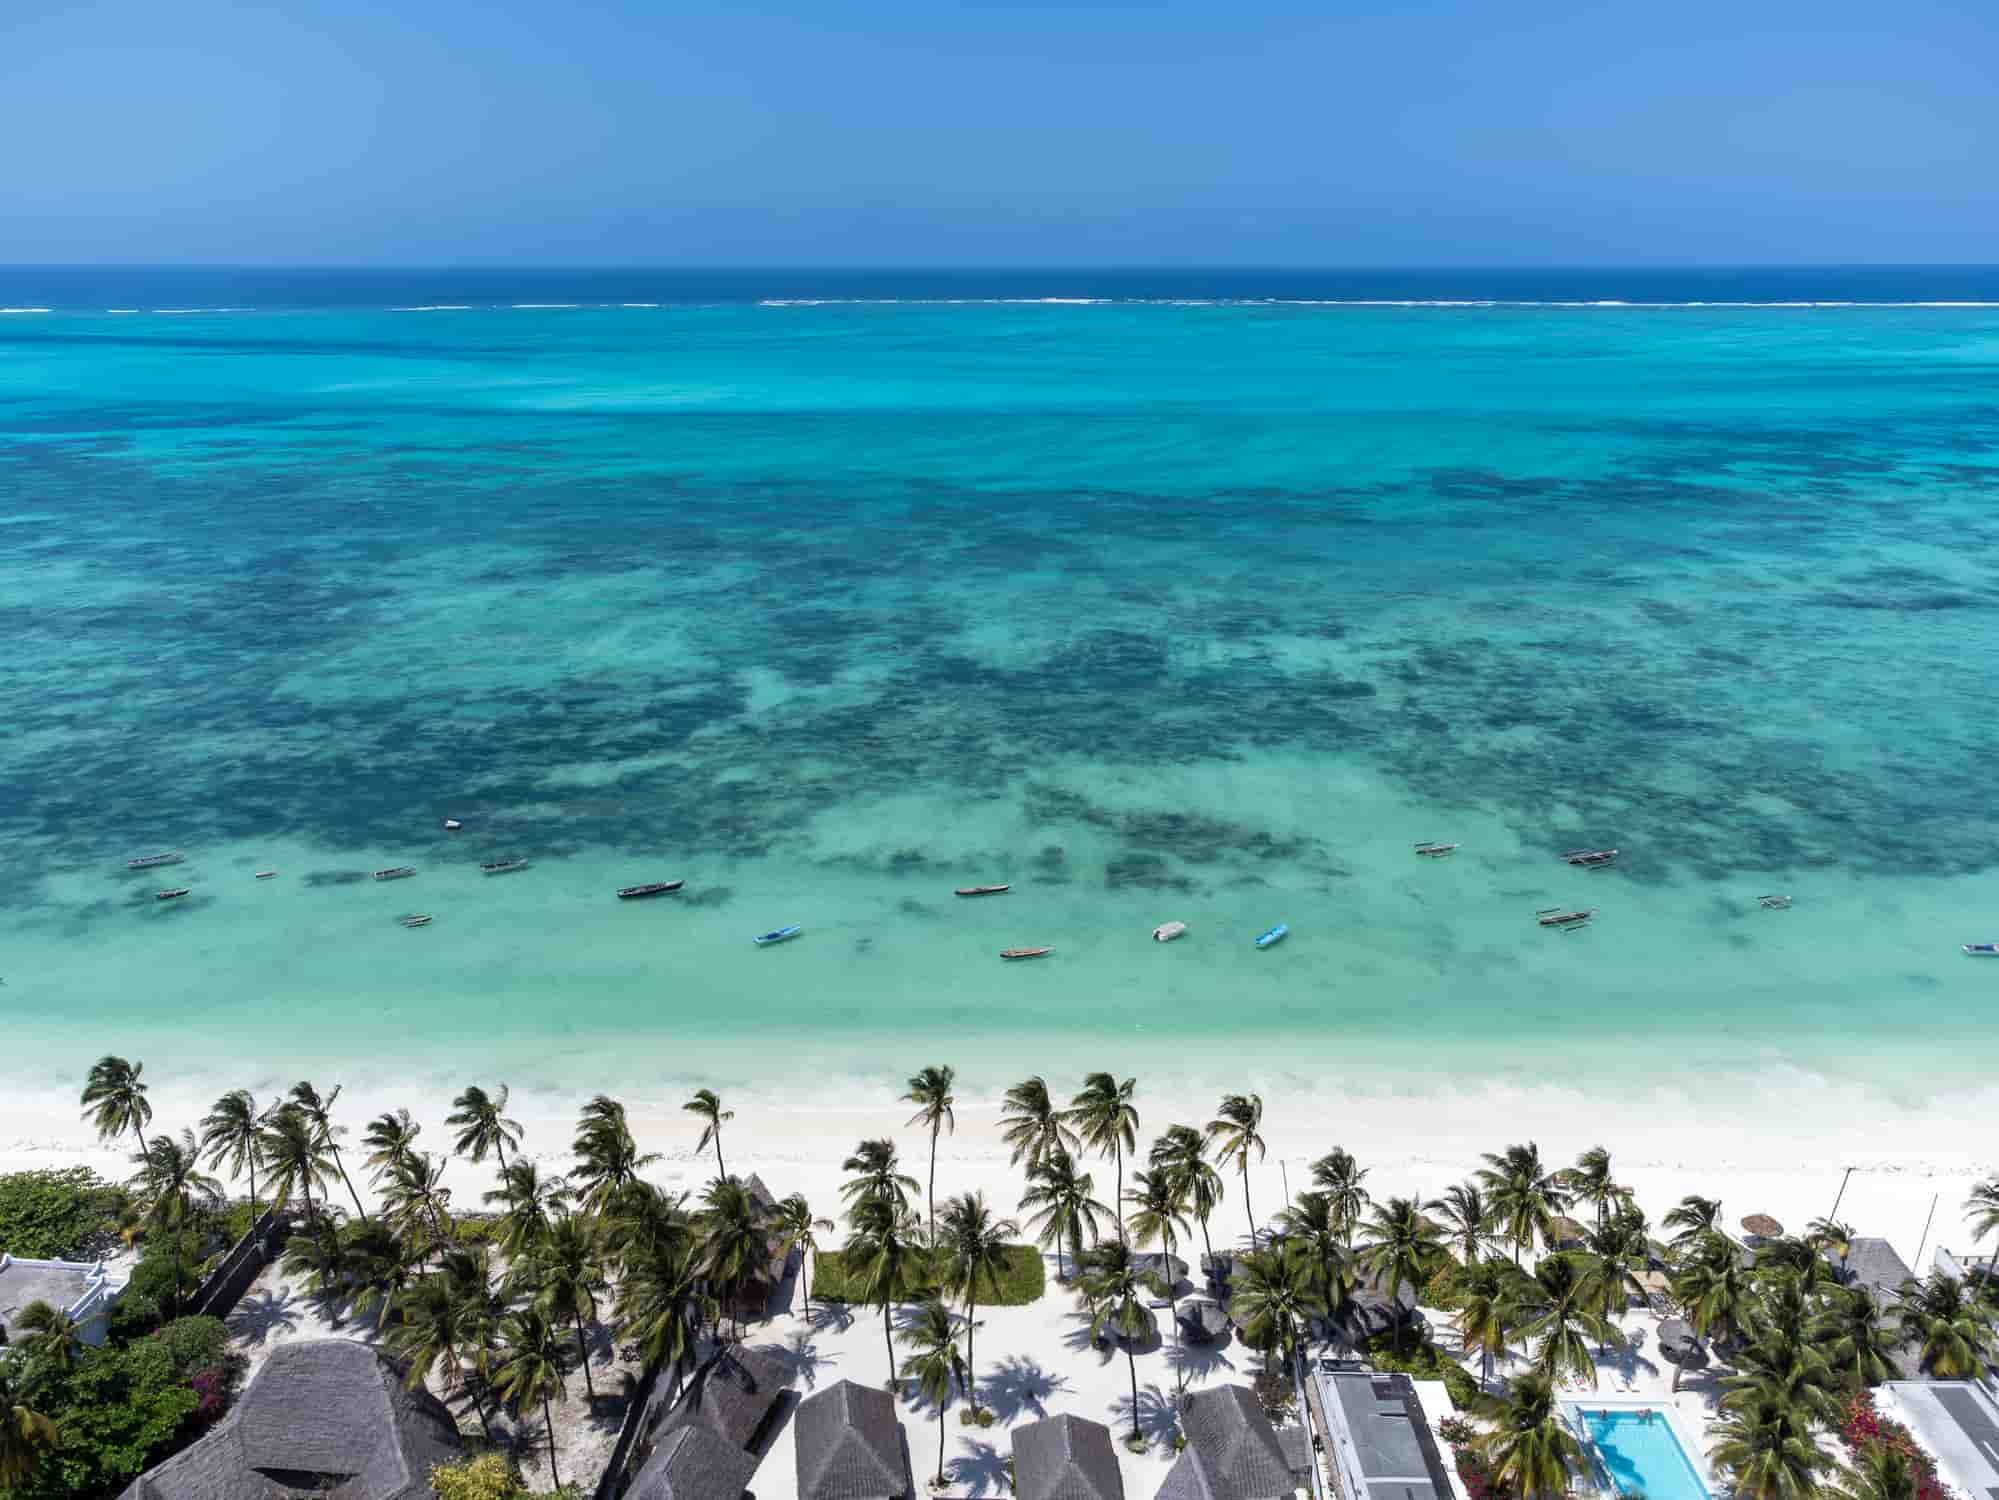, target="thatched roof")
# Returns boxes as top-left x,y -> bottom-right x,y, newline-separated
1013,1413 -> 1124,1500
626,1424 -> 760,1500
1835,1237 -> 1915,1299
656,1344 -> 790,1452
121,1339 -> 461,1500
795,1379 -> 909,1500
1178,1300 -> 1231,1343
1171,1385 -> 1294,1500
1741,1214 -> 1783,1238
